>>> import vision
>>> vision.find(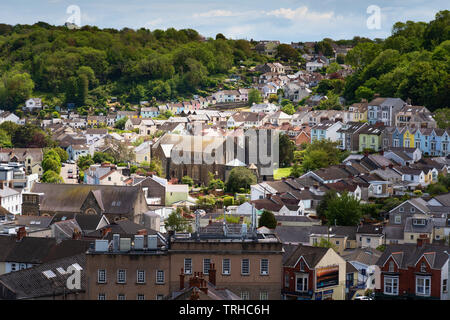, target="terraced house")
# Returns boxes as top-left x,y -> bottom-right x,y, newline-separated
358,125 -> 383,152
376,244 -> 449,300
